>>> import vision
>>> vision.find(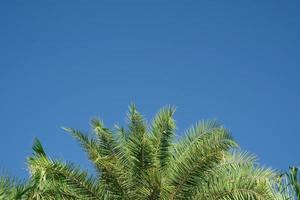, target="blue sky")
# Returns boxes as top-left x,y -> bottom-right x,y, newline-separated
0,1 -> 300,178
